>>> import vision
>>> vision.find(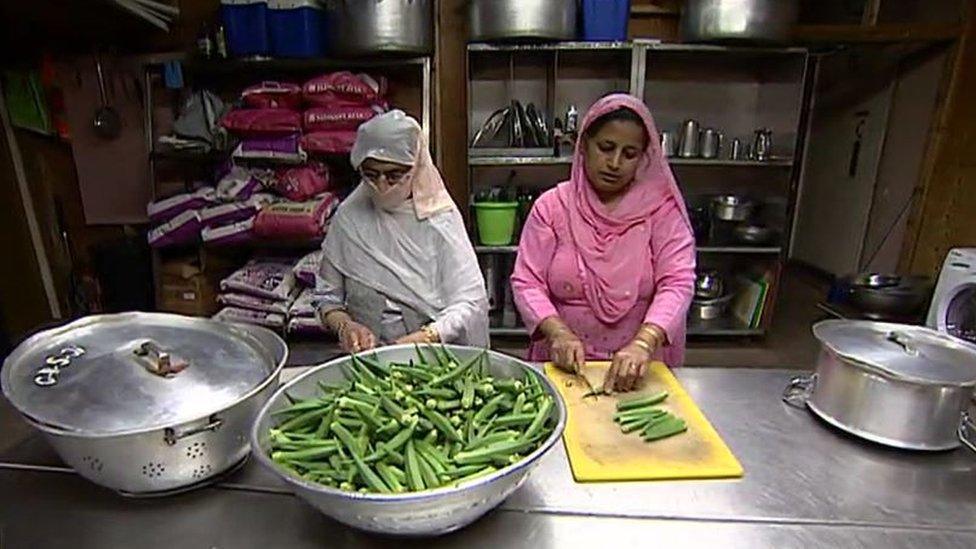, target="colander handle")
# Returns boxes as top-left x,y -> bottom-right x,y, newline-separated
164,414 -> 223,446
